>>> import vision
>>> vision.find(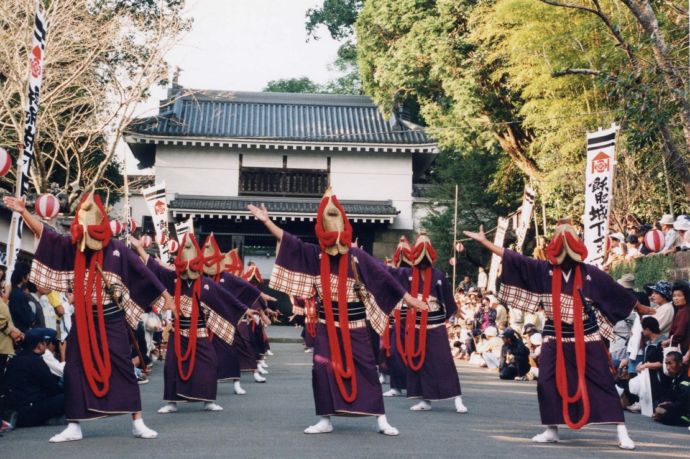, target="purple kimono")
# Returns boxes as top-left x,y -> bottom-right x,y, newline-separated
498,249 -> 637,425
390,267 -> 461,400
212,272 -> 263,380
269,232 -> 406,417
146,259 -> 246,402
30,228 -> 166,421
